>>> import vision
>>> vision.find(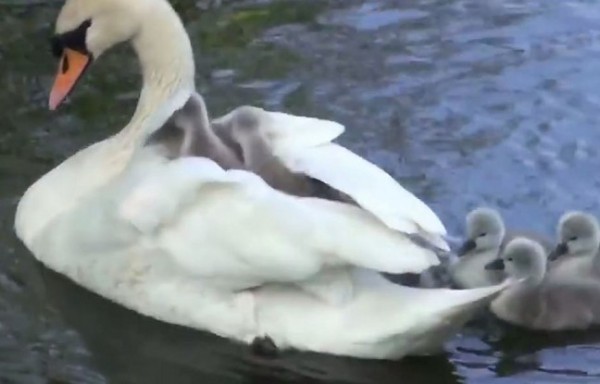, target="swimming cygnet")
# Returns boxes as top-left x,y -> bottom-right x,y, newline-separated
393,208 -> 508,289
486,238 -> 600,331
450,208 -> 508,289
547,211 -> 600,281
450,207 -> 552,289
